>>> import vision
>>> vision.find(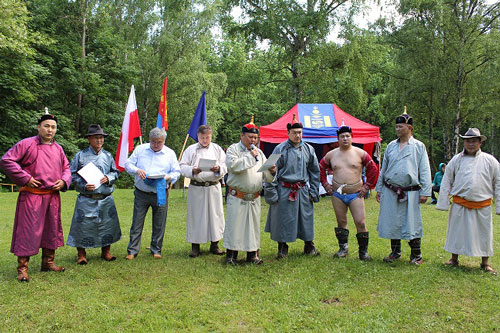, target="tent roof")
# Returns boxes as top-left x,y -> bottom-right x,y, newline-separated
259,104 -> 381,144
